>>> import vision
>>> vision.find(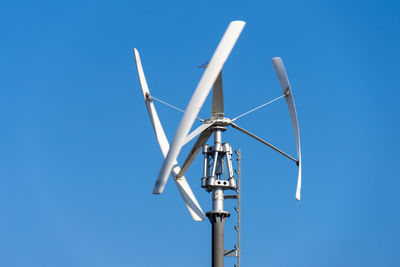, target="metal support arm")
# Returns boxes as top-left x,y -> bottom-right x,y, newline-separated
229,122 -> 298,163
